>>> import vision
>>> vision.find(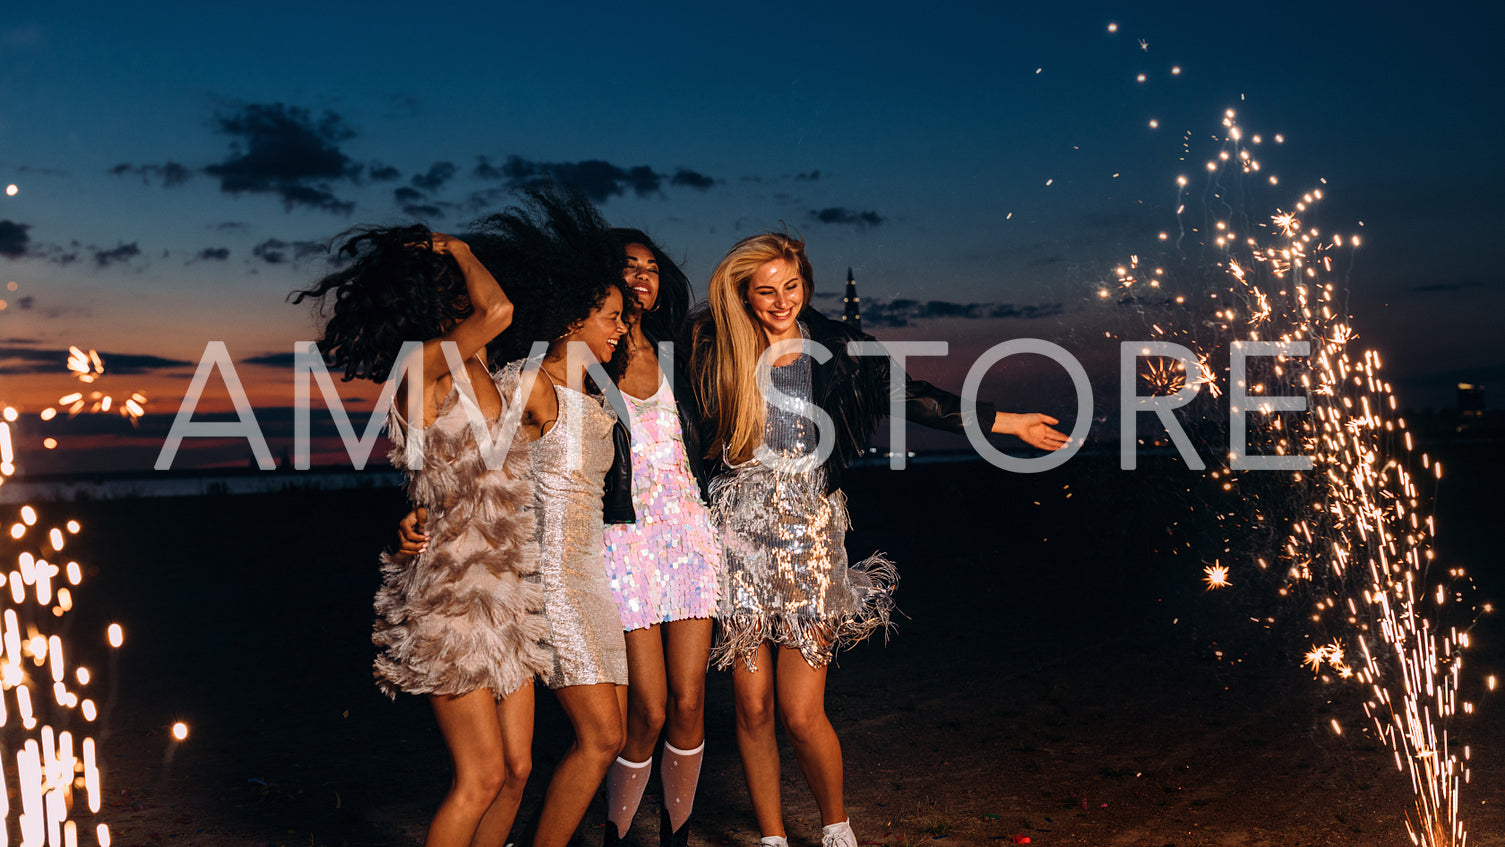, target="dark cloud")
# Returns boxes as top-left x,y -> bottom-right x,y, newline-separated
0,345 -> 187,375
670,168 -> 715,190
393,186 -> 444,219
93,242 -> 141,268
16,296 -> 34,310
204,102 -> 360,214
810,207 -> 885,227
1411,280 -> 1485,294
252,238 -> 325,265
196,247 -> 231,261
243,352 -> 298,368
368,163 -> 401,182
108,161 -> 192,187
478,155 -> 661,202
858,297 -> 1065,328
796,170 -> 821,181
0,220 -> 30,258
400,203 -> 444,220
89,351 -> 193,374
0,344 -> 61,373
411,161 -> 457,192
